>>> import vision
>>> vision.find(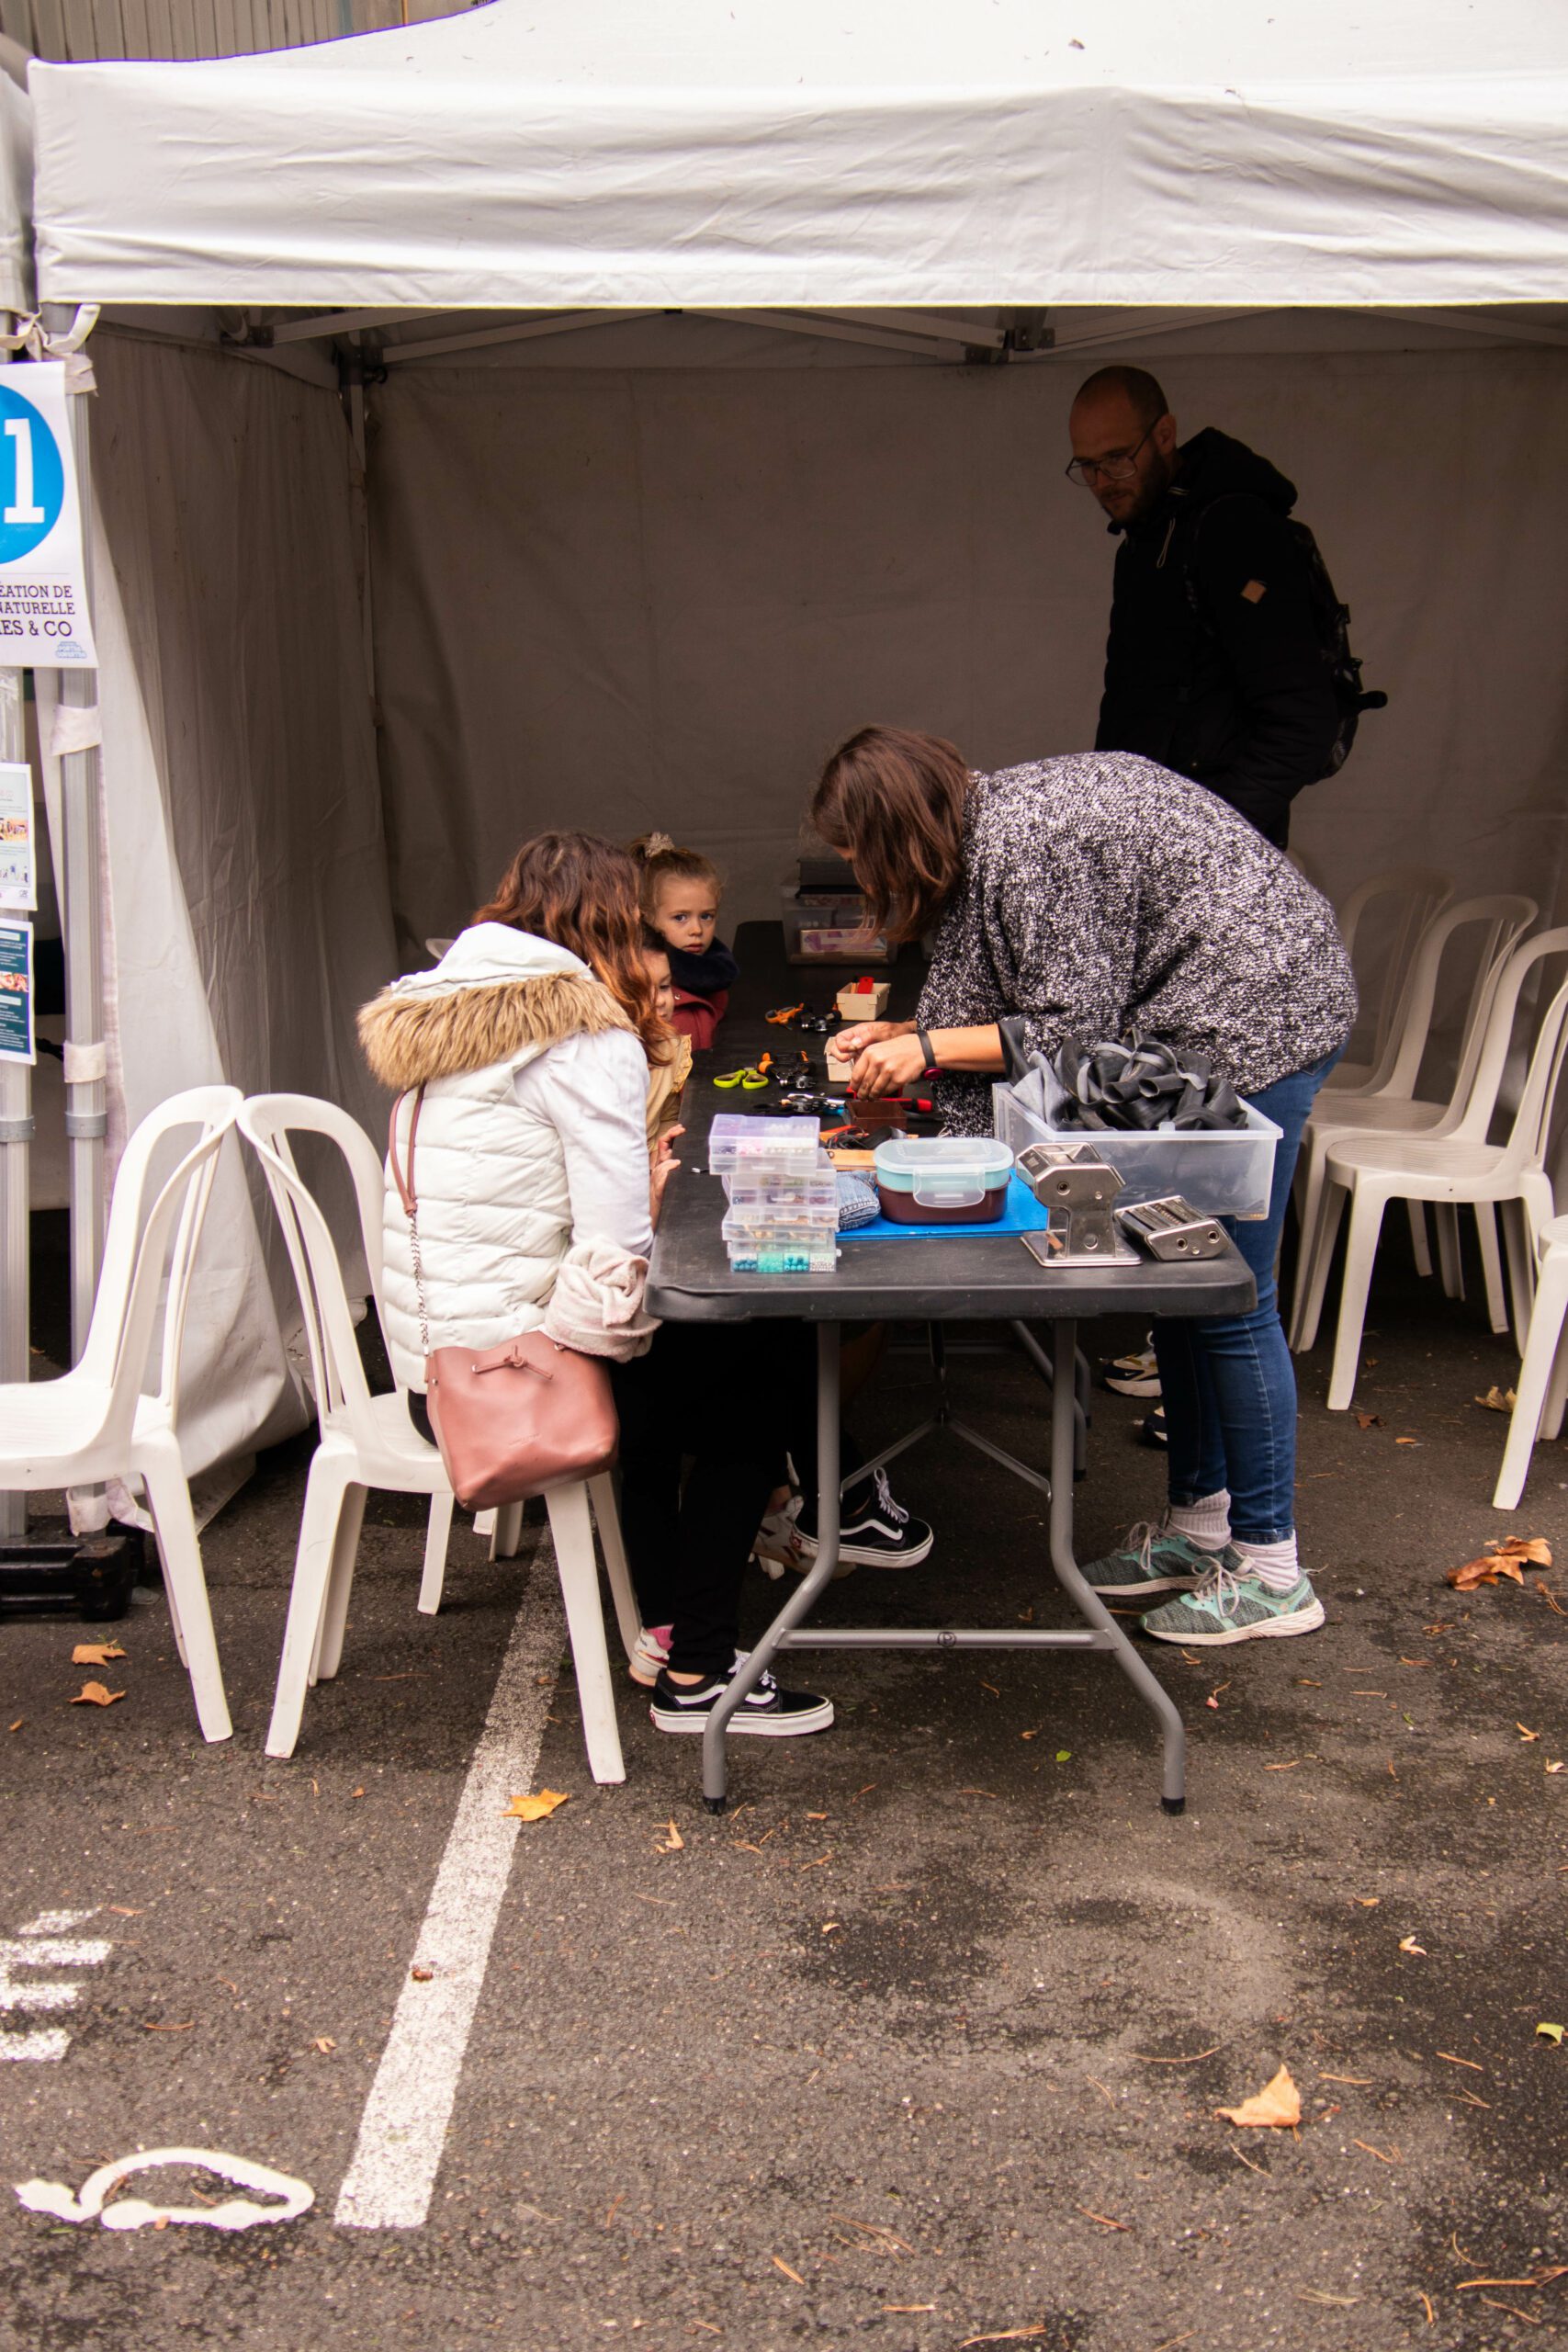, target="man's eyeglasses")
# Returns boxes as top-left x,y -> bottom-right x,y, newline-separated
1065,421 -> 1163,488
